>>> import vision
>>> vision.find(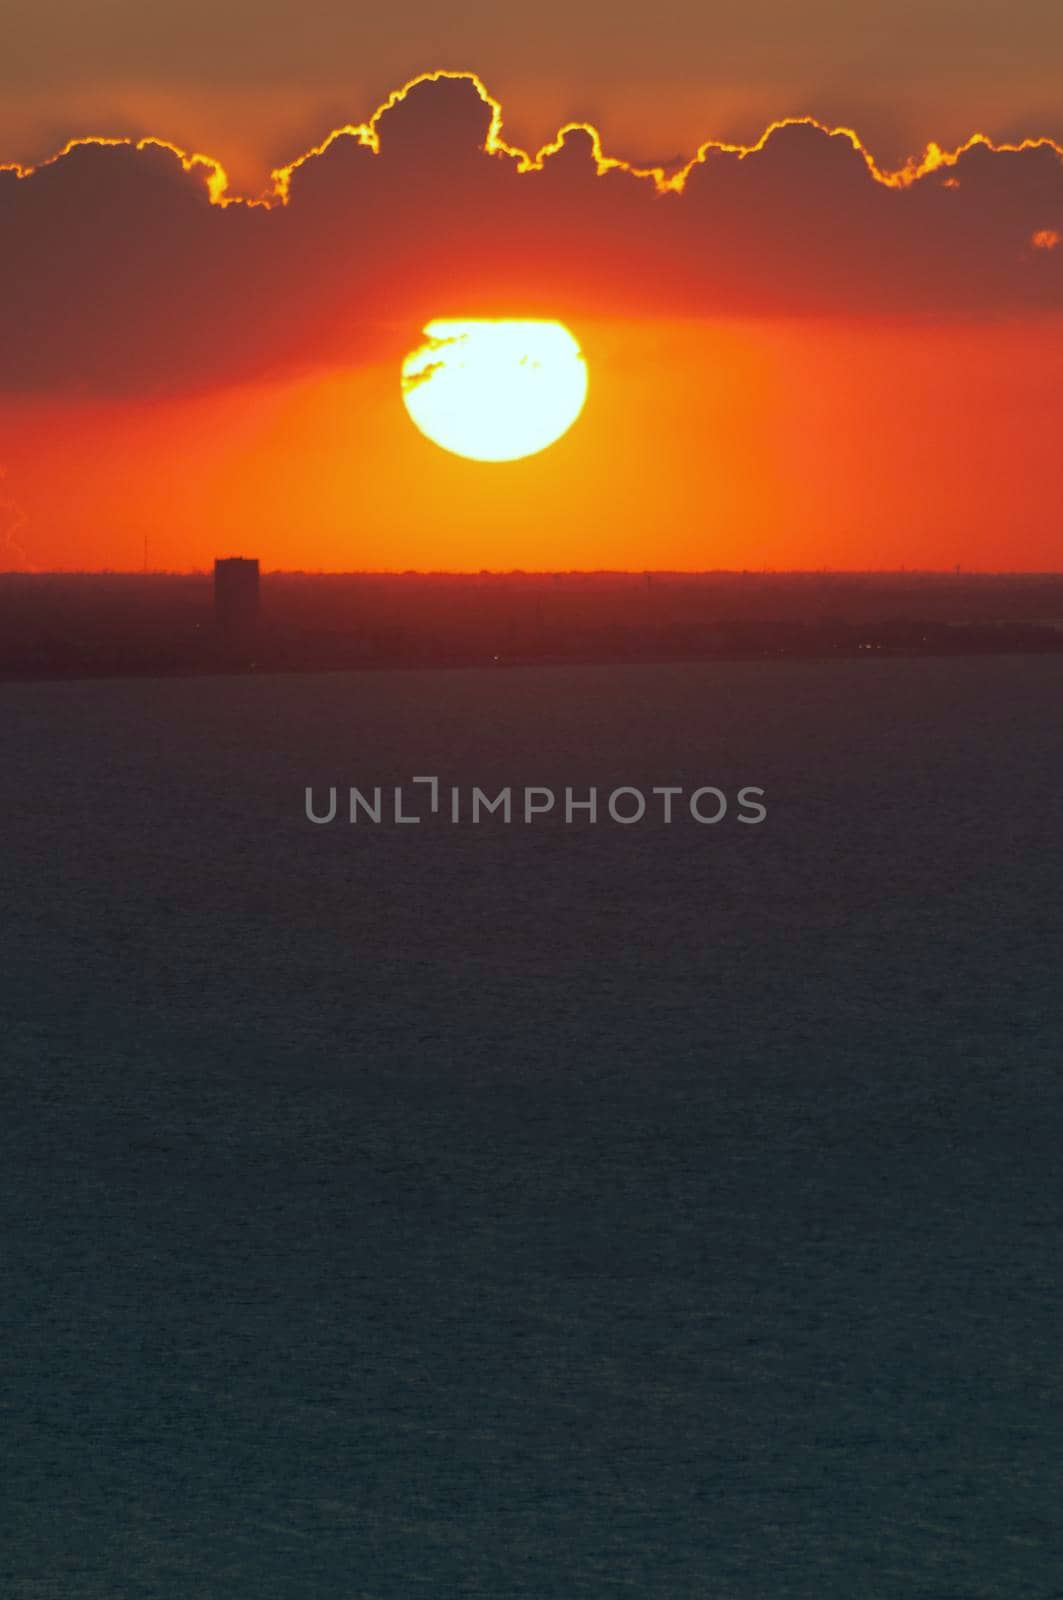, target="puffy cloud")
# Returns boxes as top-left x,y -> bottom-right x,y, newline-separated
2,71 -> 1063,396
